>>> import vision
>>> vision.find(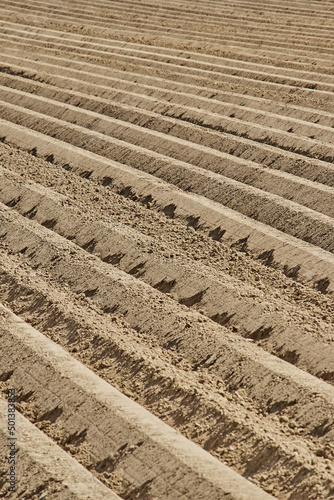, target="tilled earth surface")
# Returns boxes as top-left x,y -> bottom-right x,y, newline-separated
0,1 -> 334,499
